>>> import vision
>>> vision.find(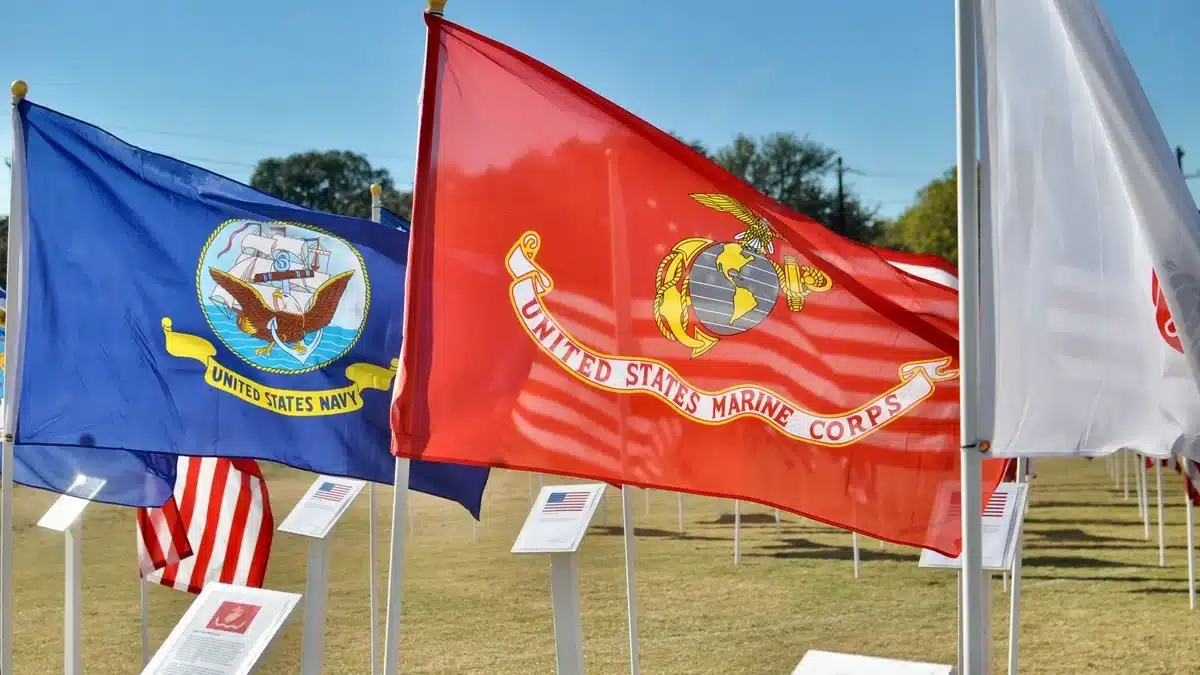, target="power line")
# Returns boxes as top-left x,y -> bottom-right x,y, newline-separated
105,123 -> 413,164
